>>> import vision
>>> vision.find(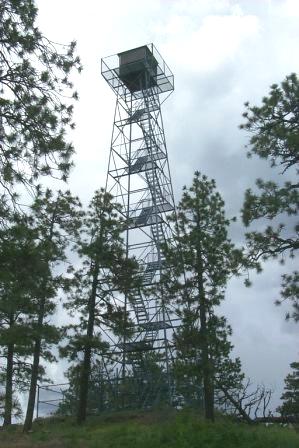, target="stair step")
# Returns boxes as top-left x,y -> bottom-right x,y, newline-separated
127,108 -> 146,123
139,321 -> 172,331
145,261 -> 162,271
134,207 -> 153,225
